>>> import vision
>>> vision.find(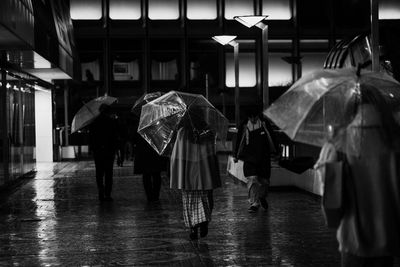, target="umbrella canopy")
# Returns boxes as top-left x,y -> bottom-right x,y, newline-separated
138,91 -> 229,156
131,91 -> 164,116
71,95 -> 117,133
264,68 -> 400,153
